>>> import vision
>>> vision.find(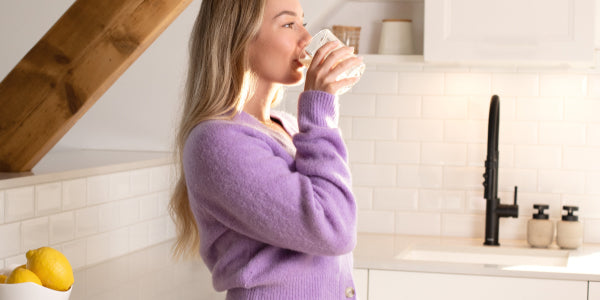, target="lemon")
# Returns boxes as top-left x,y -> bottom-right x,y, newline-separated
26,247 -> 74,291
0,274 -> 7,283
6,268 -> 42,286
